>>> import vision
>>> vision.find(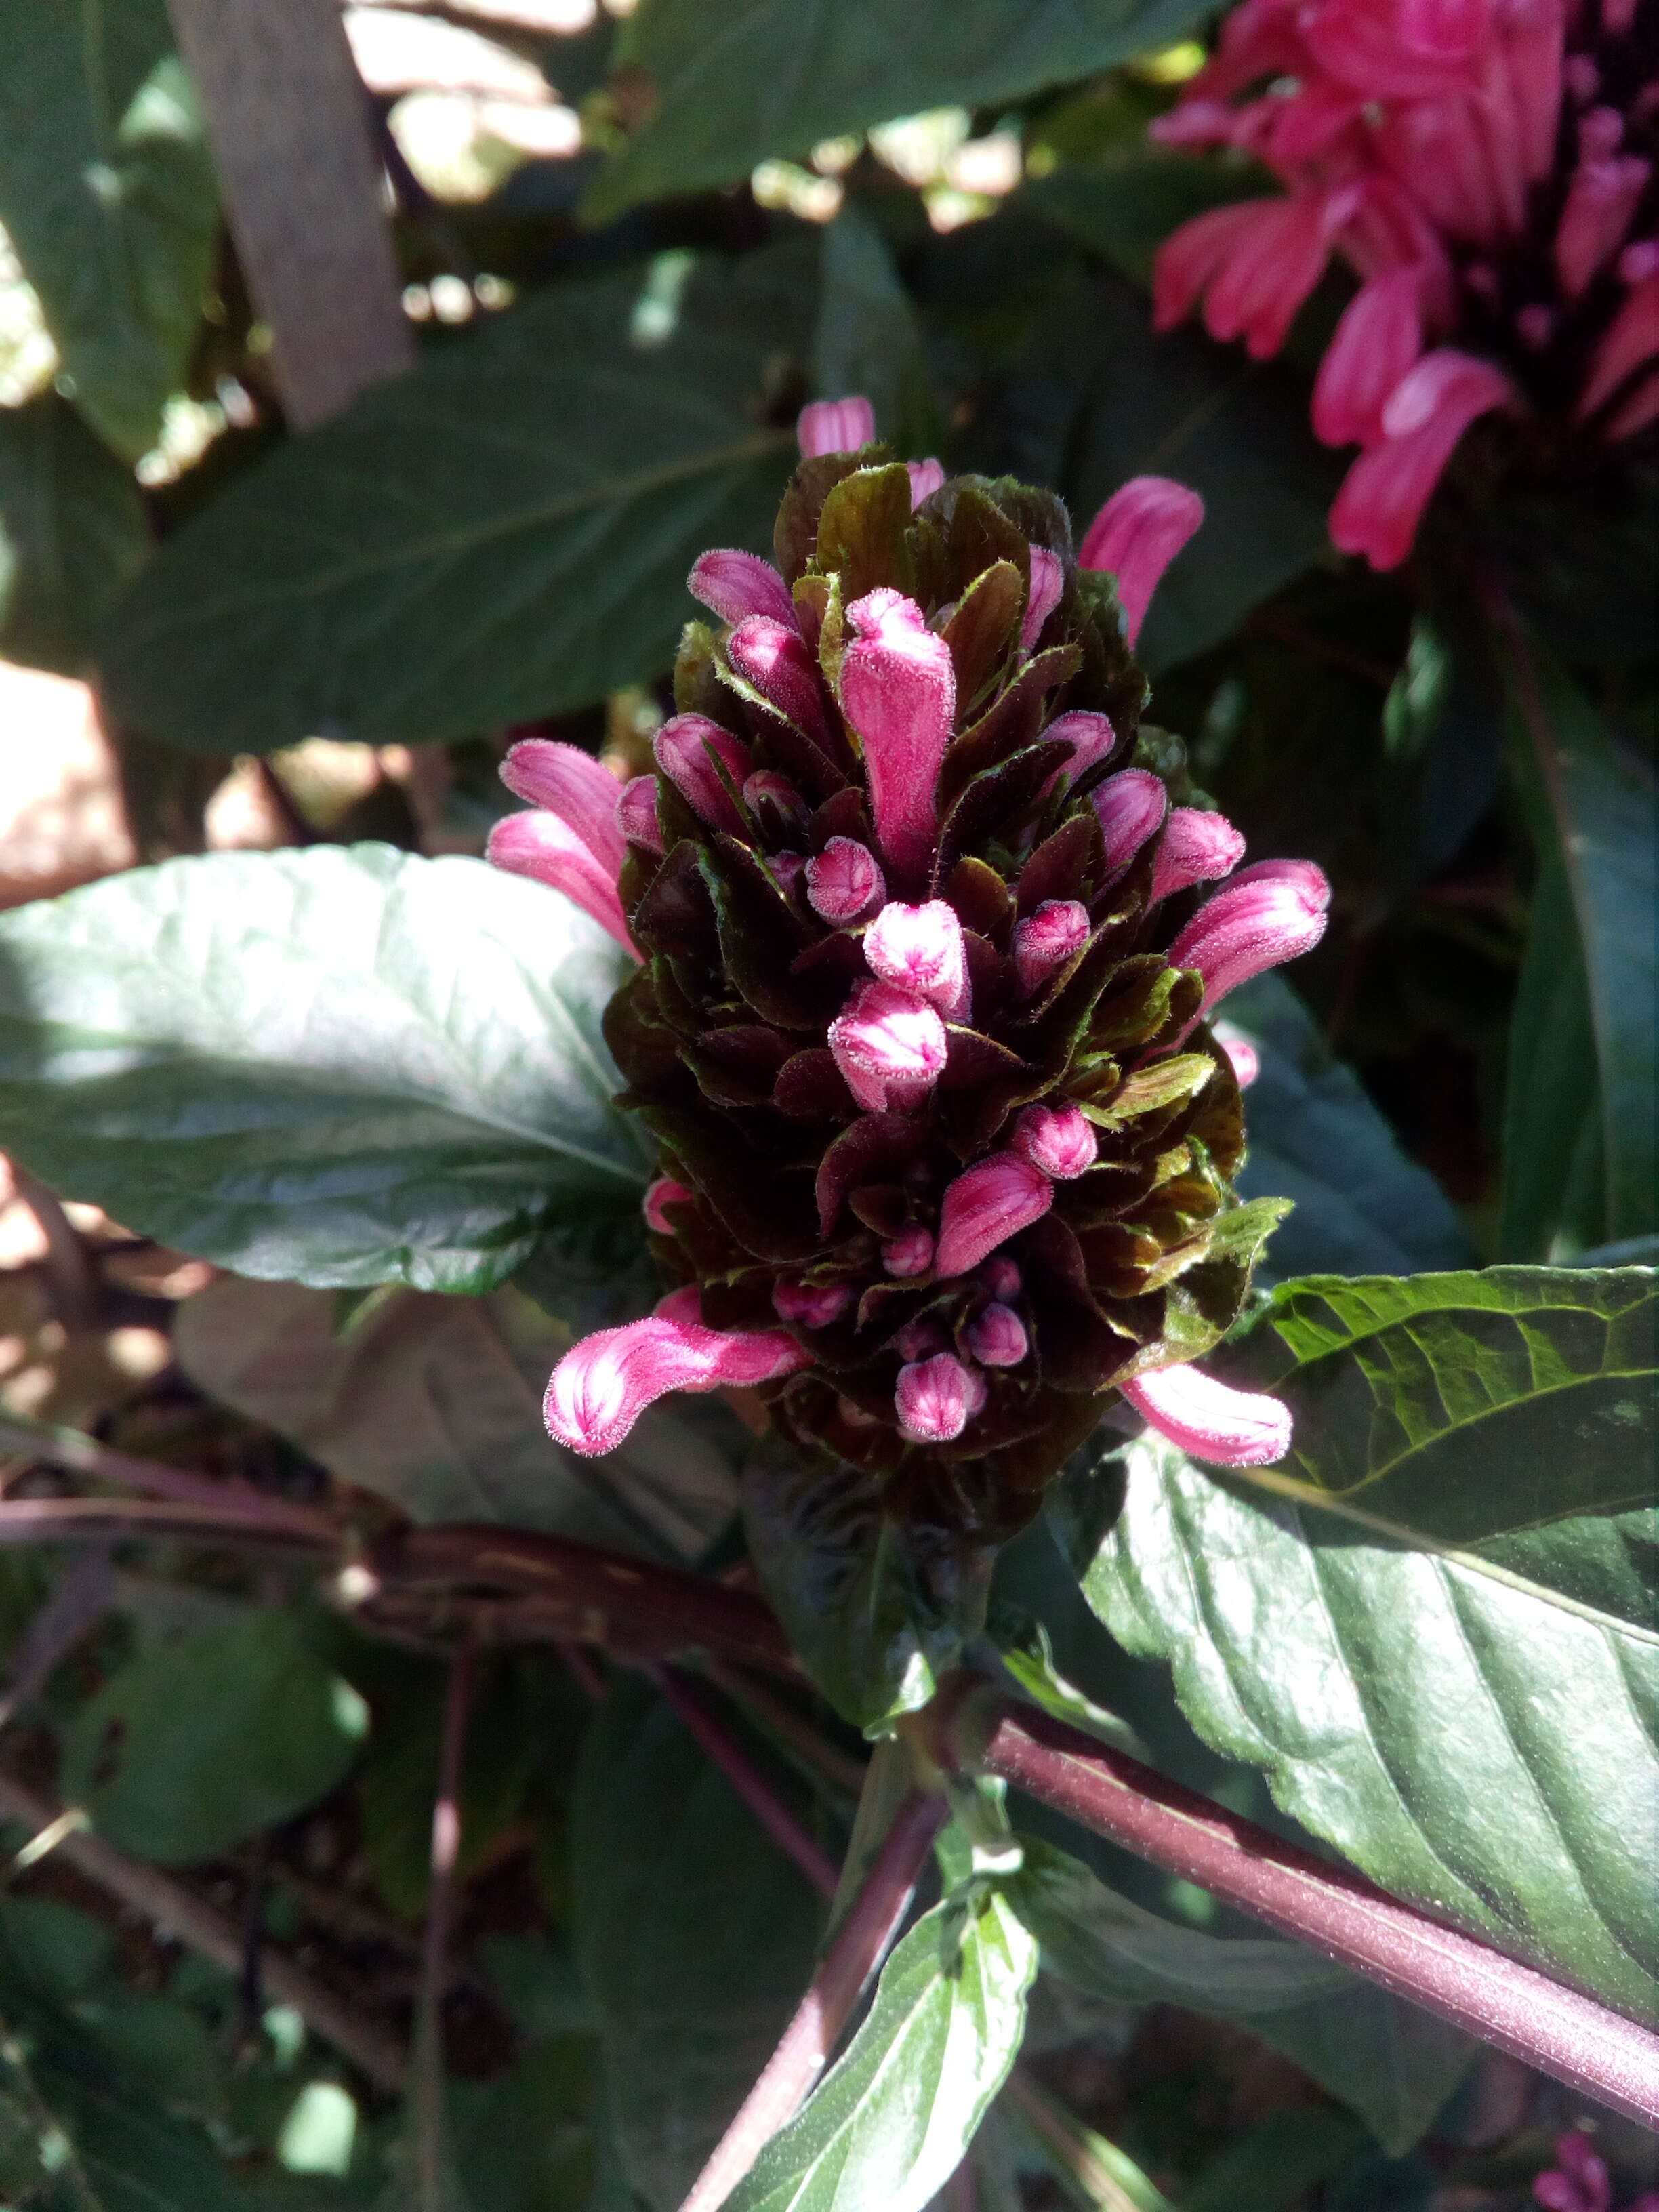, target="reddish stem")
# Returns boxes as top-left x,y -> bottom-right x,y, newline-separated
941,1687 -> 1659,2130
652,1666 -> 842,1901
0,1415 -> 334,1540
677,1790 -> 947,2212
